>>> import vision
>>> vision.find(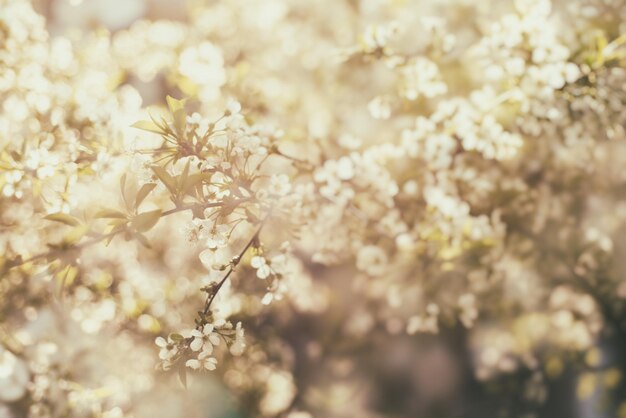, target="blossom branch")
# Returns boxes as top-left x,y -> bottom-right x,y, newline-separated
201,210 -> 272,318
6,199 -> 251,271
